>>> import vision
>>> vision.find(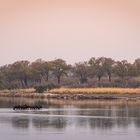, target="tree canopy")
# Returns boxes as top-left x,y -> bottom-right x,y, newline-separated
0,57 -> 140,89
